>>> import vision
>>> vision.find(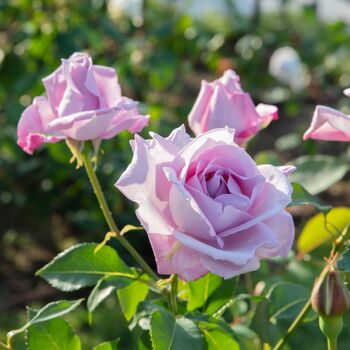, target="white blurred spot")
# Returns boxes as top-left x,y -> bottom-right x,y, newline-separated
269,46 -> 310,92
